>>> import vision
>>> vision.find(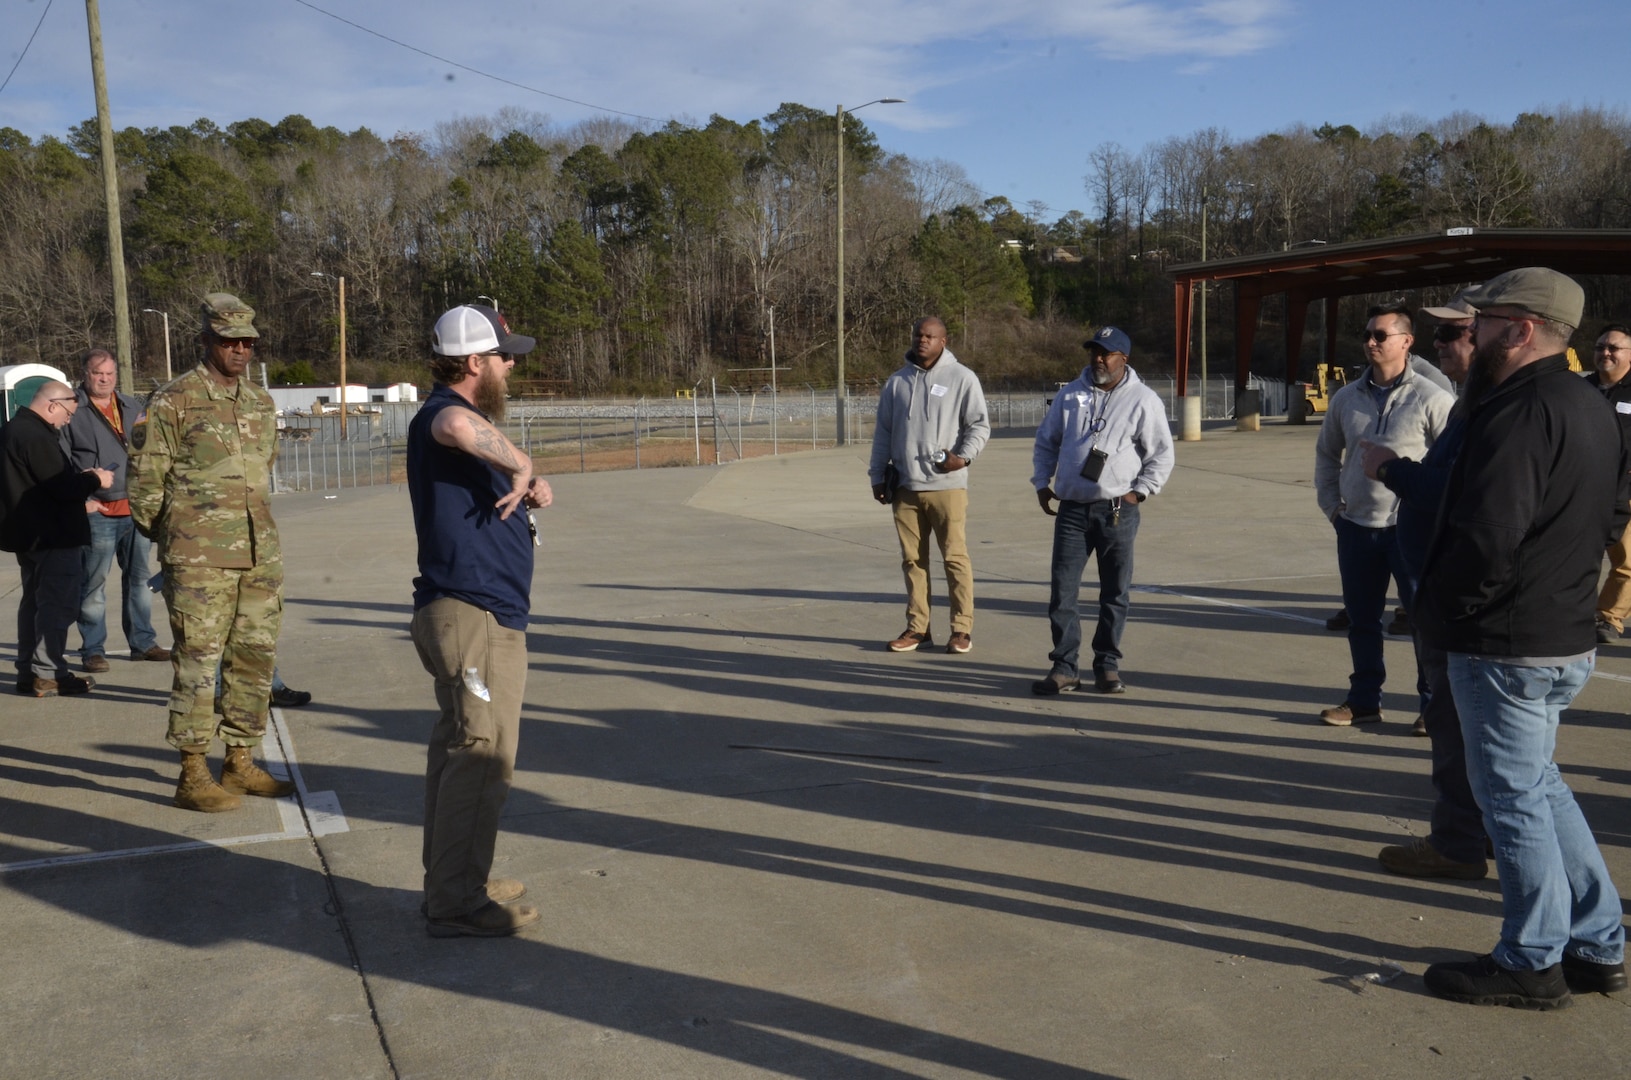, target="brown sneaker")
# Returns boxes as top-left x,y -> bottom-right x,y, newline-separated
946,632 -> 972,654
426,900 -> 540,938
132,645 -> 172,662
1320,703 -> 1382,726
887,629 -> 932,652
1378,836 -> 1487,880
420,878 -> 528,918
31,675 -> 95,698
83,654 -> 110,673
